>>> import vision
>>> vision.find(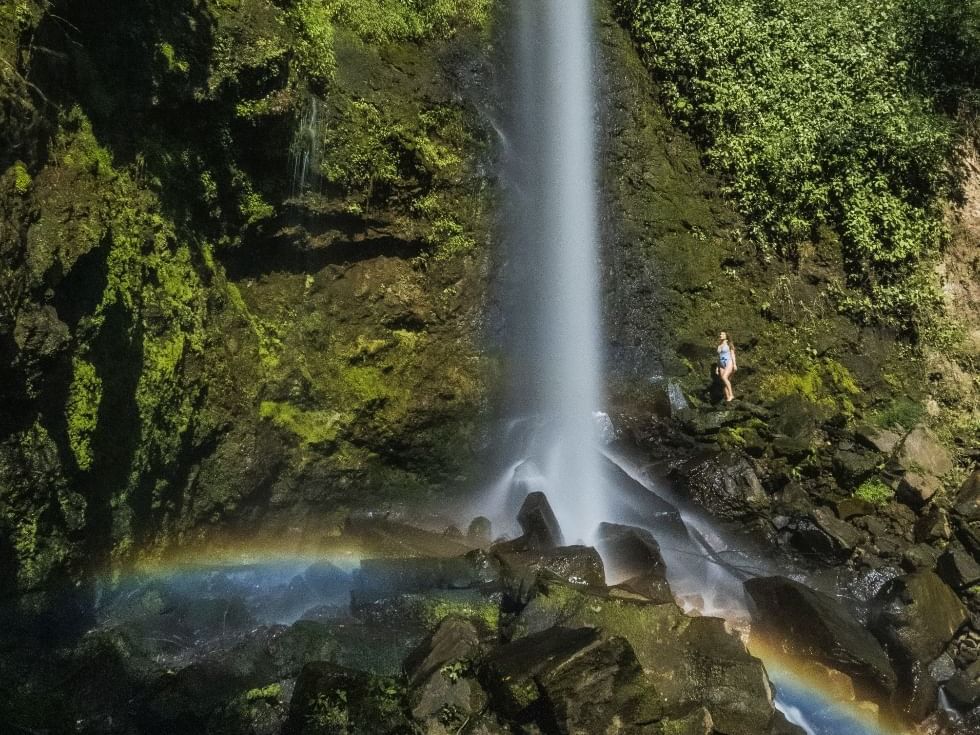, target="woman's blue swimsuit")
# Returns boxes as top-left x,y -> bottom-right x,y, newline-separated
719,344 -> 731,369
